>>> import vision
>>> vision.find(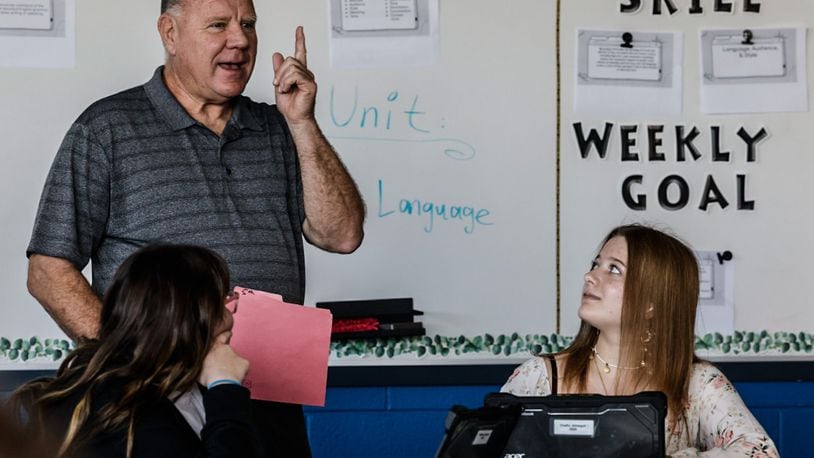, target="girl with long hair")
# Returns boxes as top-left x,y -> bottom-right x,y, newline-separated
502,225 -> 778,456
8,244 -> 257,457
